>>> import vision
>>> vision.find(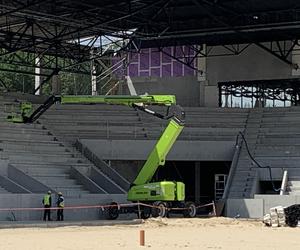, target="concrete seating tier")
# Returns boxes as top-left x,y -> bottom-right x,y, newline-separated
228,107 -> 300,198
40,104 -> 247,144
6,94 -> 300,200
0,97 -> 126,197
